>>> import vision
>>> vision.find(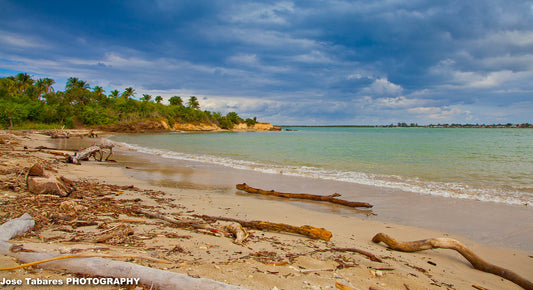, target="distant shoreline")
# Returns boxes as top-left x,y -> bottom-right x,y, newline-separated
280,123 -> 533,128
